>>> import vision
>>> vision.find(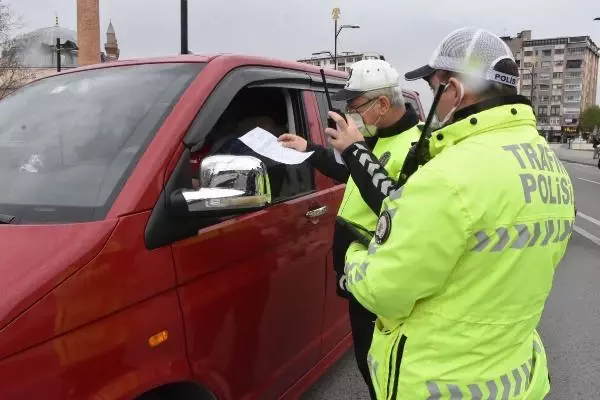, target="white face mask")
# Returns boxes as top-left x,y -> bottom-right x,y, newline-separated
436,81 -> 465,127
348,101 -> 381,137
